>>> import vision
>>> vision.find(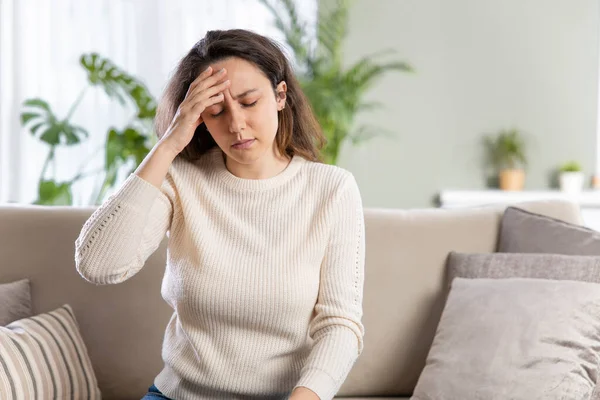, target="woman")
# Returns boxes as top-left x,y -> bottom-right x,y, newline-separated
75,29 -> 365,400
